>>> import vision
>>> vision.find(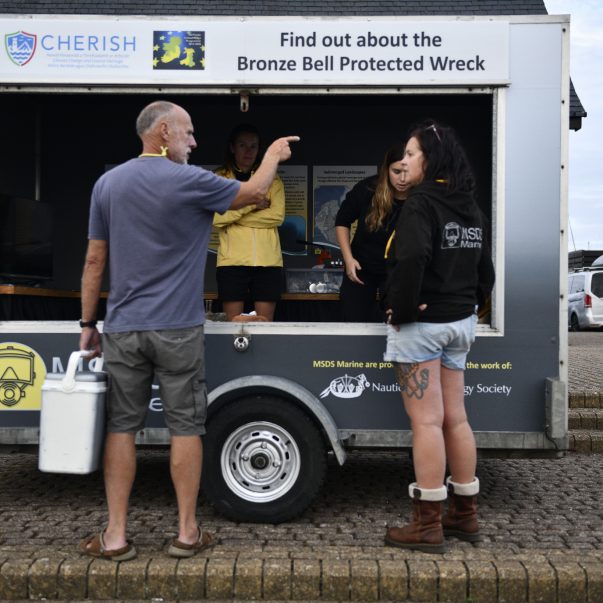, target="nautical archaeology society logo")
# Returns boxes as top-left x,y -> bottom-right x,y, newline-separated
5,31 -> 37,66
320,373 -> 402,399
152,30 -> 206,70
320,374 -> 370,399
0,343 -> 47,410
